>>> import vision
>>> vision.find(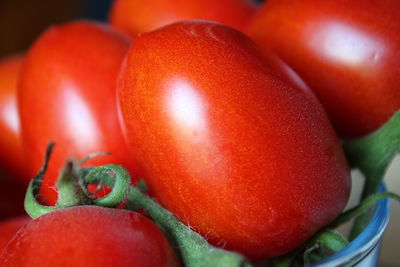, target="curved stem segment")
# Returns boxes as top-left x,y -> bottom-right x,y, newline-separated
328,192 -> 400,229
82,165 -> 131,207
272,230 -> 348,267
343,111 -> 400,239
303,230 -> 348,265
24,143 -> 58,218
